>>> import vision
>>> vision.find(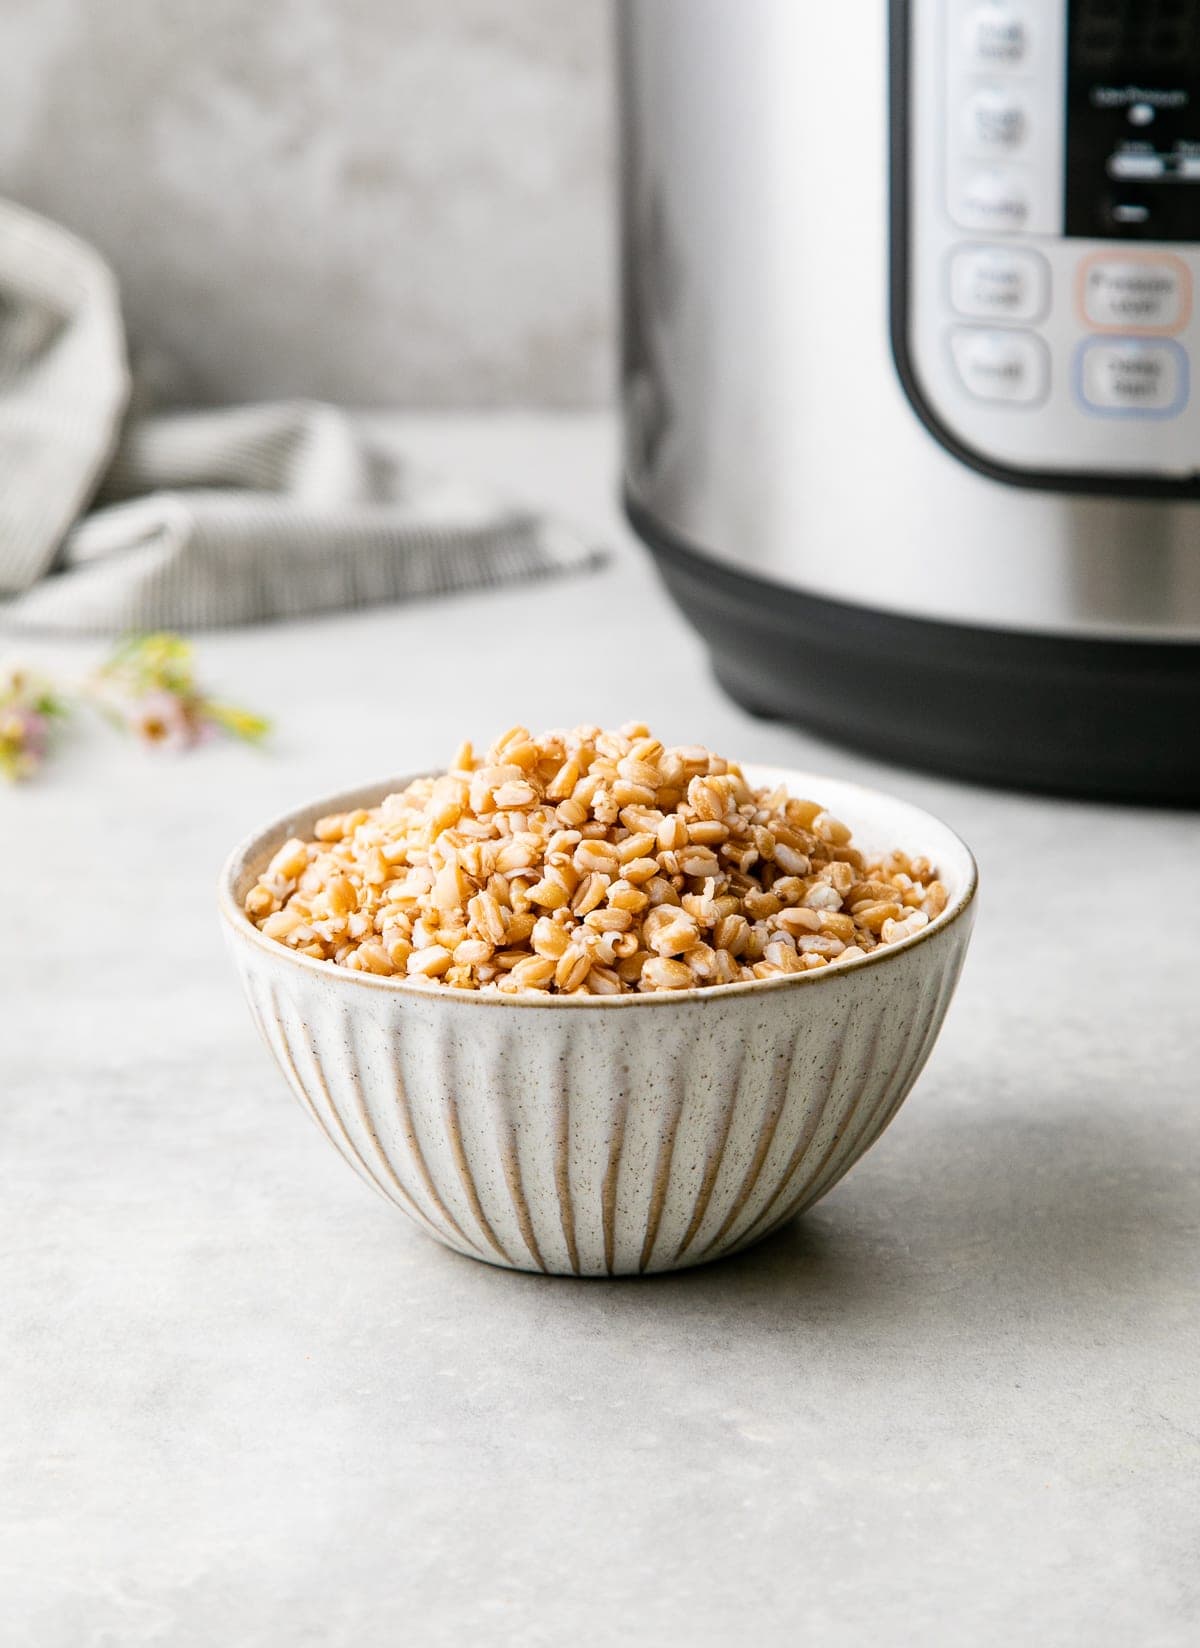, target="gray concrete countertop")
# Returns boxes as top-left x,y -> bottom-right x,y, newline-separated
5,414 -> 1198,1647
